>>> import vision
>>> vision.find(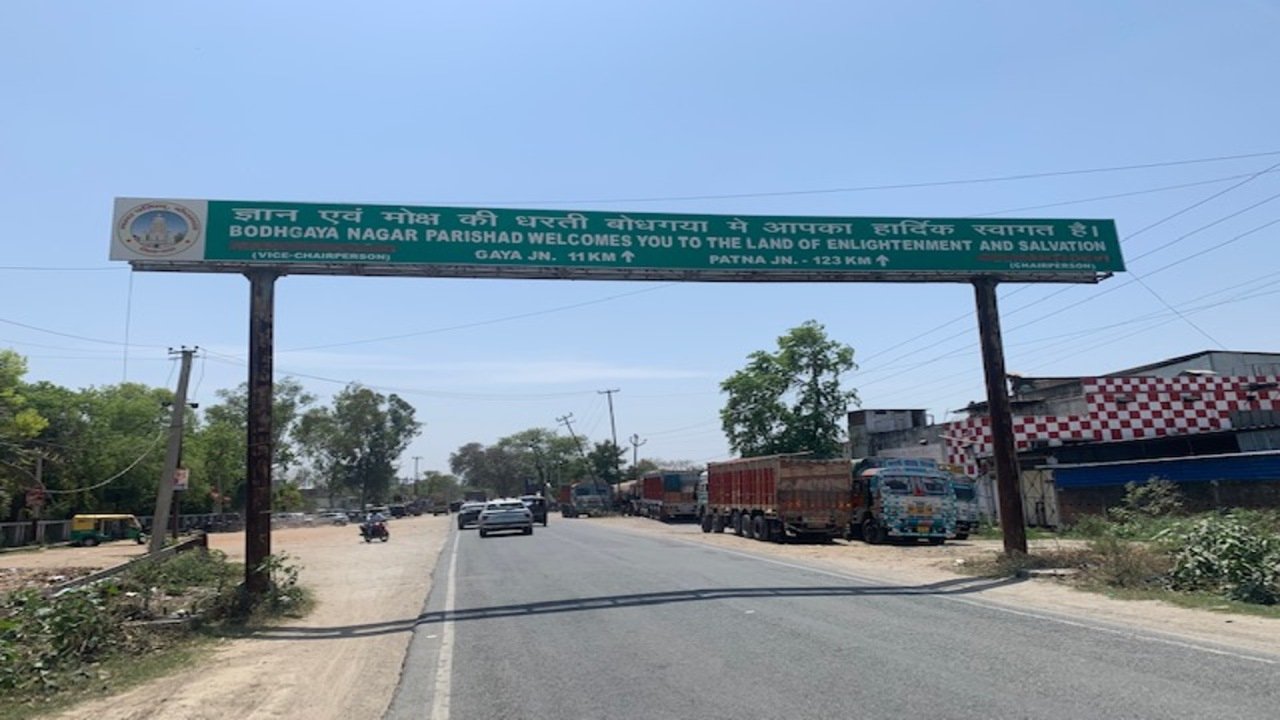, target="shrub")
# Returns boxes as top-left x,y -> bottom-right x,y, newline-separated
1081,536 -> 1172,589
1108,476 -> 1184,525
1164,514 -> 1280,605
